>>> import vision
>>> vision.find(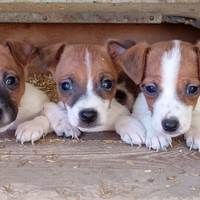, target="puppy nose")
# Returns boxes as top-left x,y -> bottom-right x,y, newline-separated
162,117 -> 179,132
79,109 -> 97,123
